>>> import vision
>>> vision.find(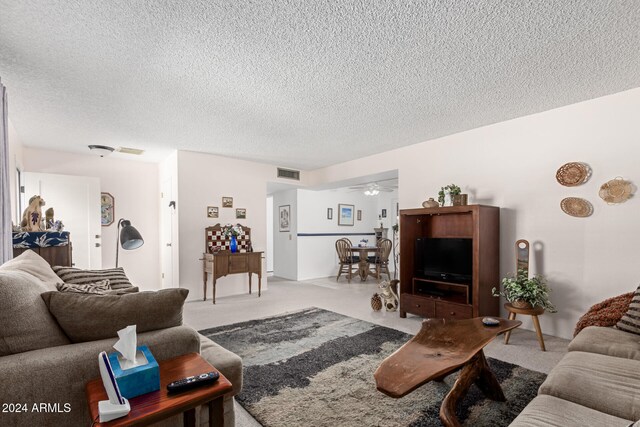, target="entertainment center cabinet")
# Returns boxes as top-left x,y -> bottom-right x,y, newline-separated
399,205 -> 500,320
